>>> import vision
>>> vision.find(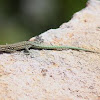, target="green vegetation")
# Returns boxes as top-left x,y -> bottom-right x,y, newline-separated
0,0 -> 87,44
